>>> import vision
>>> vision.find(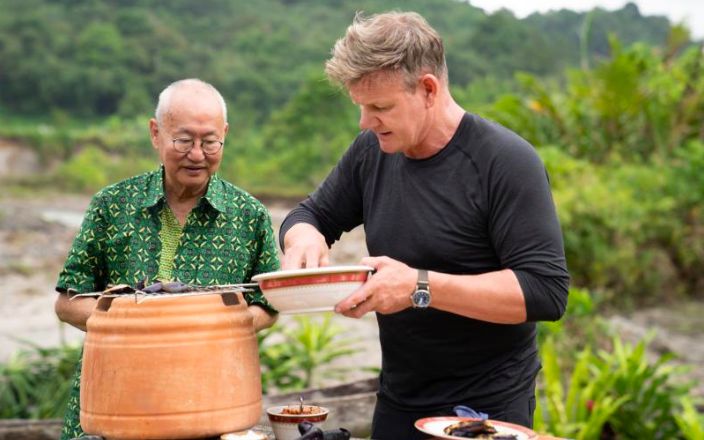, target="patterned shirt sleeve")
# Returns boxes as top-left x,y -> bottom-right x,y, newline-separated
56,194 -> 108,294
245,205 -> 281,313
